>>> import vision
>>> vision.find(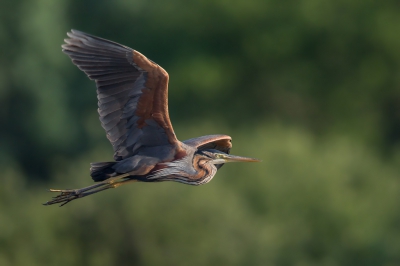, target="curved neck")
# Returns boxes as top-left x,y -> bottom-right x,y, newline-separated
145,153 -> 218,185
190,154 -> 218,185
